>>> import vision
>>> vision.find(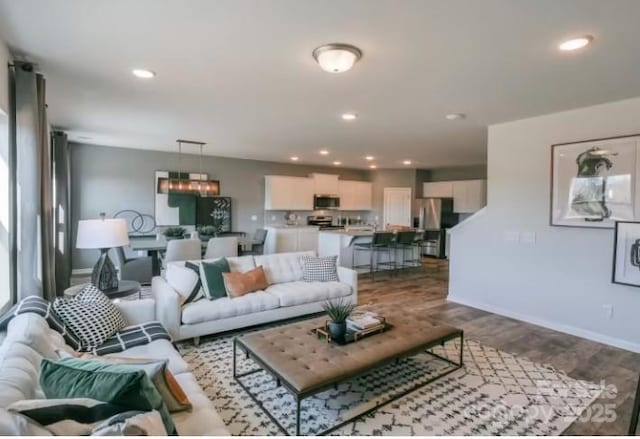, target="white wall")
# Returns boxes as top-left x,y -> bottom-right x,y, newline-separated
449,96 -> 640,353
